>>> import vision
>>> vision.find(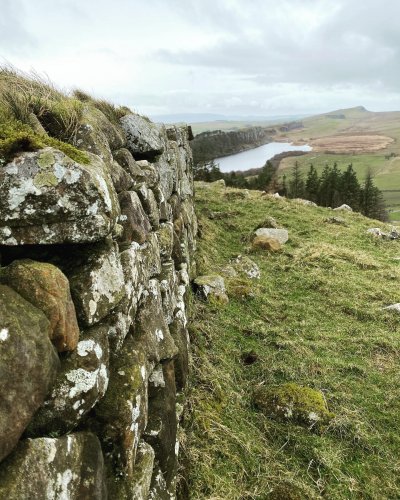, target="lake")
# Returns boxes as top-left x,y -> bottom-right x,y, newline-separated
214,142 -> 312,173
